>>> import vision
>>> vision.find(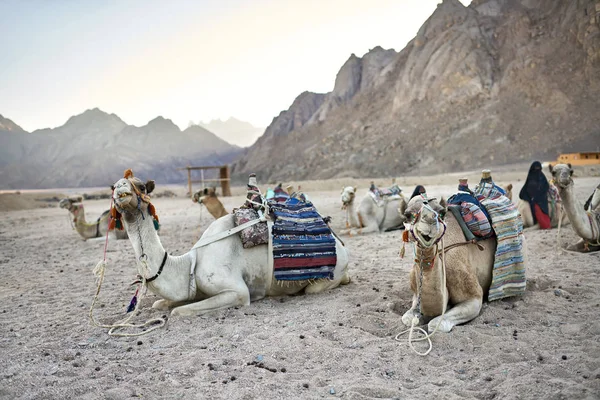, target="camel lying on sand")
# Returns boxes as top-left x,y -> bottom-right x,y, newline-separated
401,195 -> 526,333
59,196 -> 127,240
193,187 -> 228,219
112,170 -> 350,317
340,186 -> 407,234
517,188 -> 570,230
549,164 -> 600,252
